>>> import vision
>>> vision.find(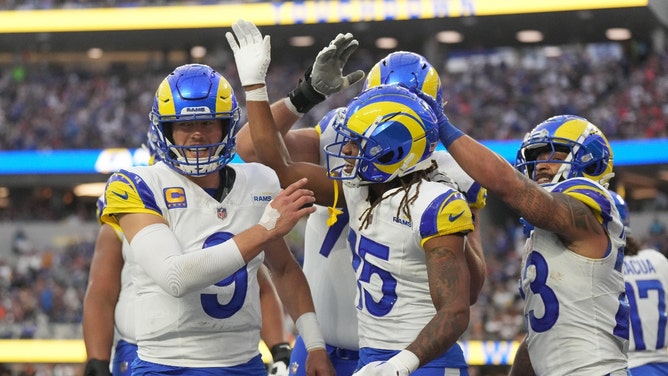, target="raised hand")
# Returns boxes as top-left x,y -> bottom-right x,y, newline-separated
225,19 -> 271,87
415,89 -> 463,147
310,32 -> 365,96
